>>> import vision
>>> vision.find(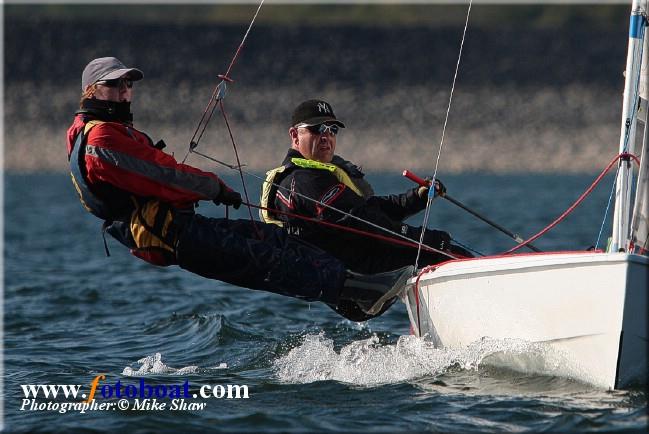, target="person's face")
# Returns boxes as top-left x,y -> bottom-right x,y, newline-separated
289,123 -> 339,163
93,77 -> 133,103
